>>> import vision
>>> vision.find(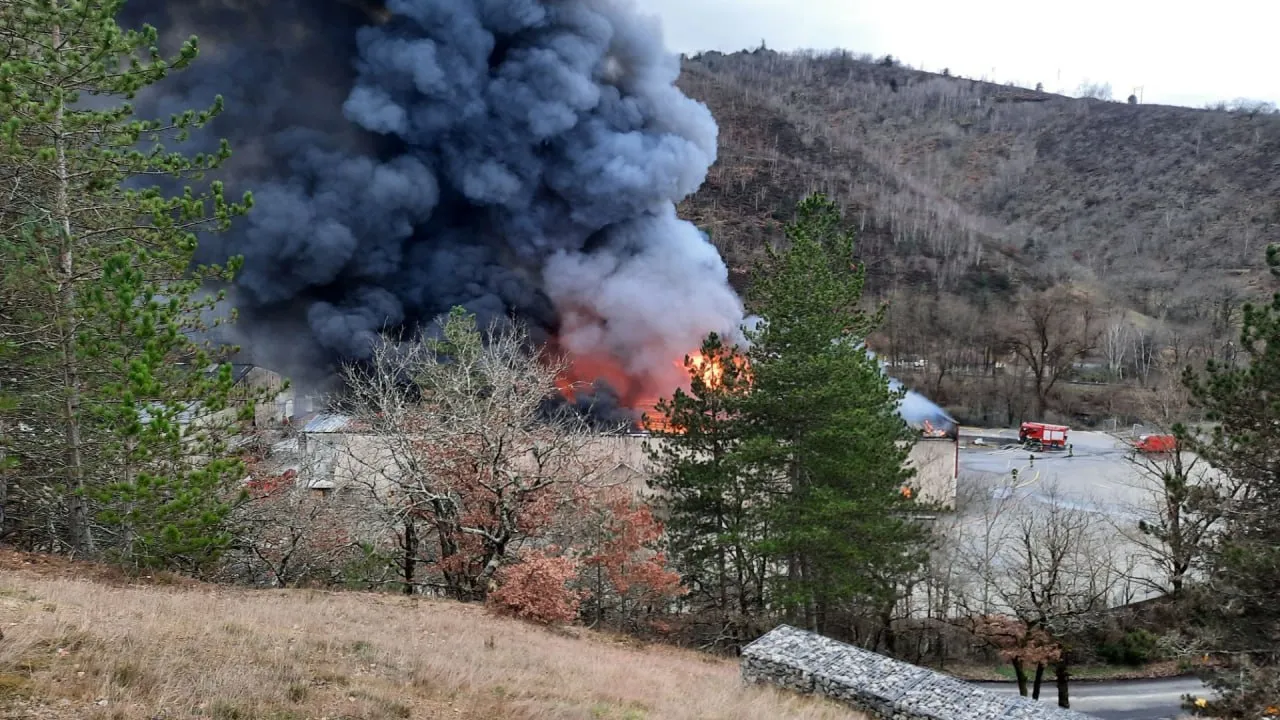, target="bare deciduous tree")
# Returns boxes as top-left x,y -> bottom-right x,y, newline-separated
1075,80 -> 1113,101
1115,442 -> 1246,600
1004,289 -> 1098,418
1000,485 -> 1129,708
337,308 -> 610,600
1140,354 -> 1193,426
1102,314 -> 1130,381
1130,328 -> 1159,387
230,445 -> 377,588
954,477 -> 1129,707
